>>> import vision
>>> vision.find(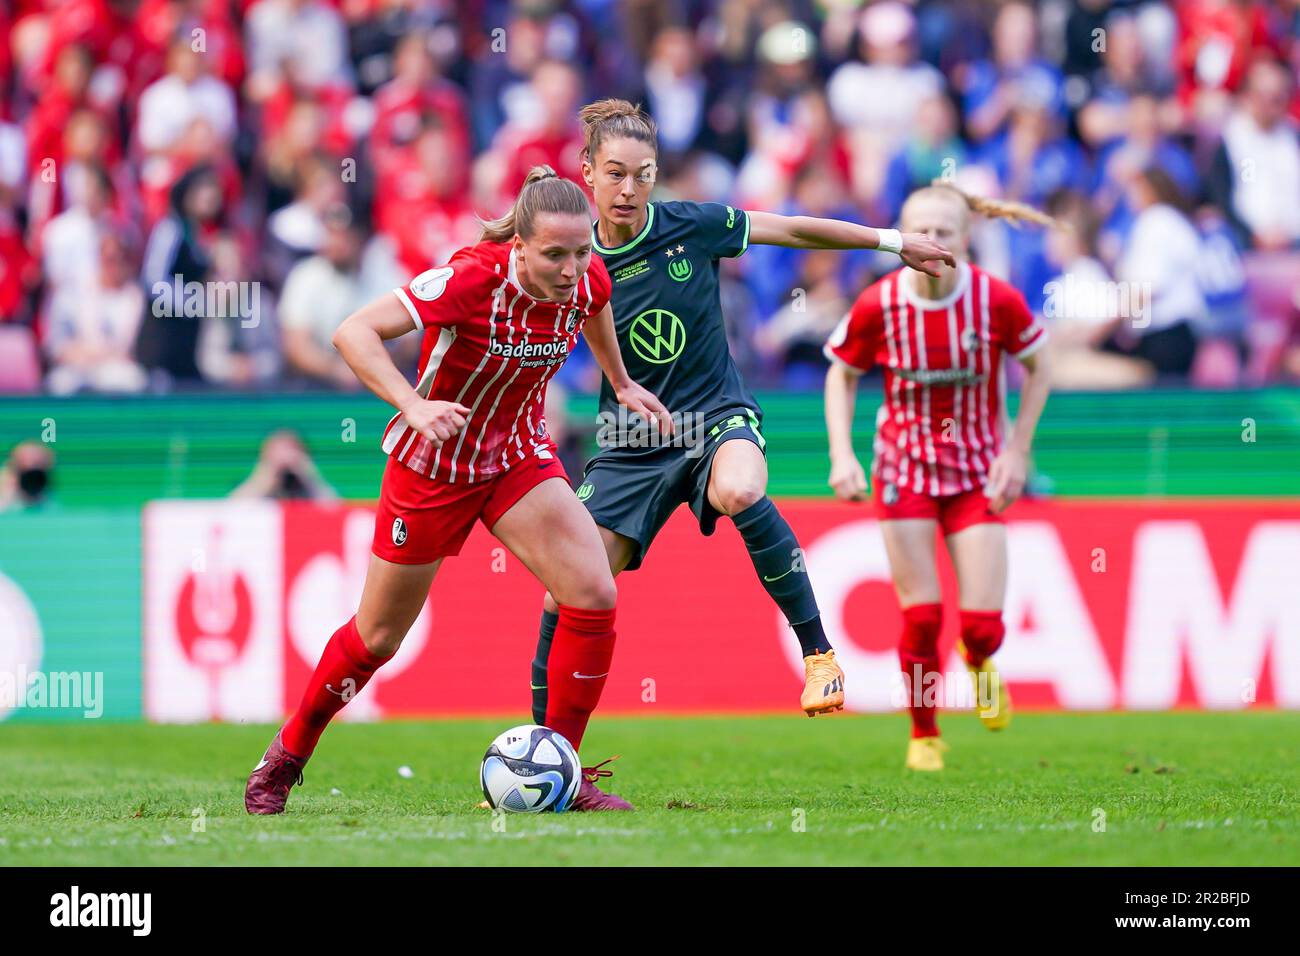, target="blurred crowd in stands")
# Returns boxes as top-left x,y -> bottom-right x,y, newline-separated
1,0 -> 1298,396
